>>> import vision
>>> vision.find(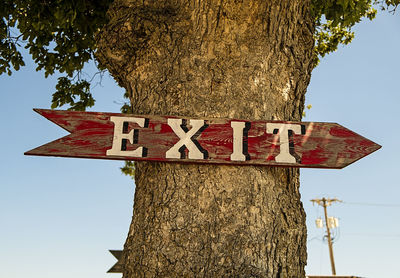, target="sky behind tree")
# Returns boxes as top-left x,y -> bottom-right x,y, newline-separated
0,10 -> 399,278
